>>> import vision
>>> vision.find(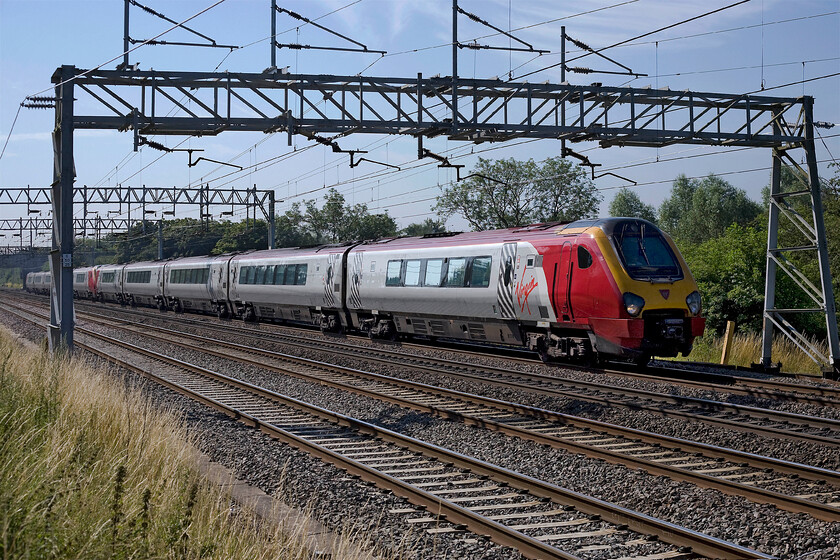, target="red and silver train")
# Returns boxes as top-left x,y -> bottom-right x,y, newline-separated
27,218 -> 705,363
